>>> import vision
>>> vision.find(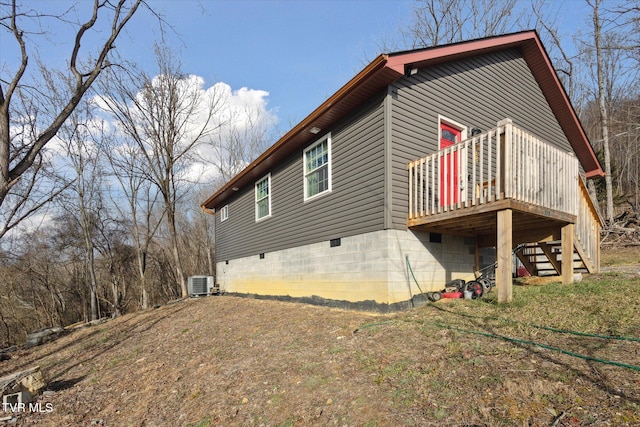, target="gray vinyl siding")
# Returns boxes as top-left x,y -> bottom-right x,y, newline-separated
390,49 -> 572,229
216,95 -> 386,261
